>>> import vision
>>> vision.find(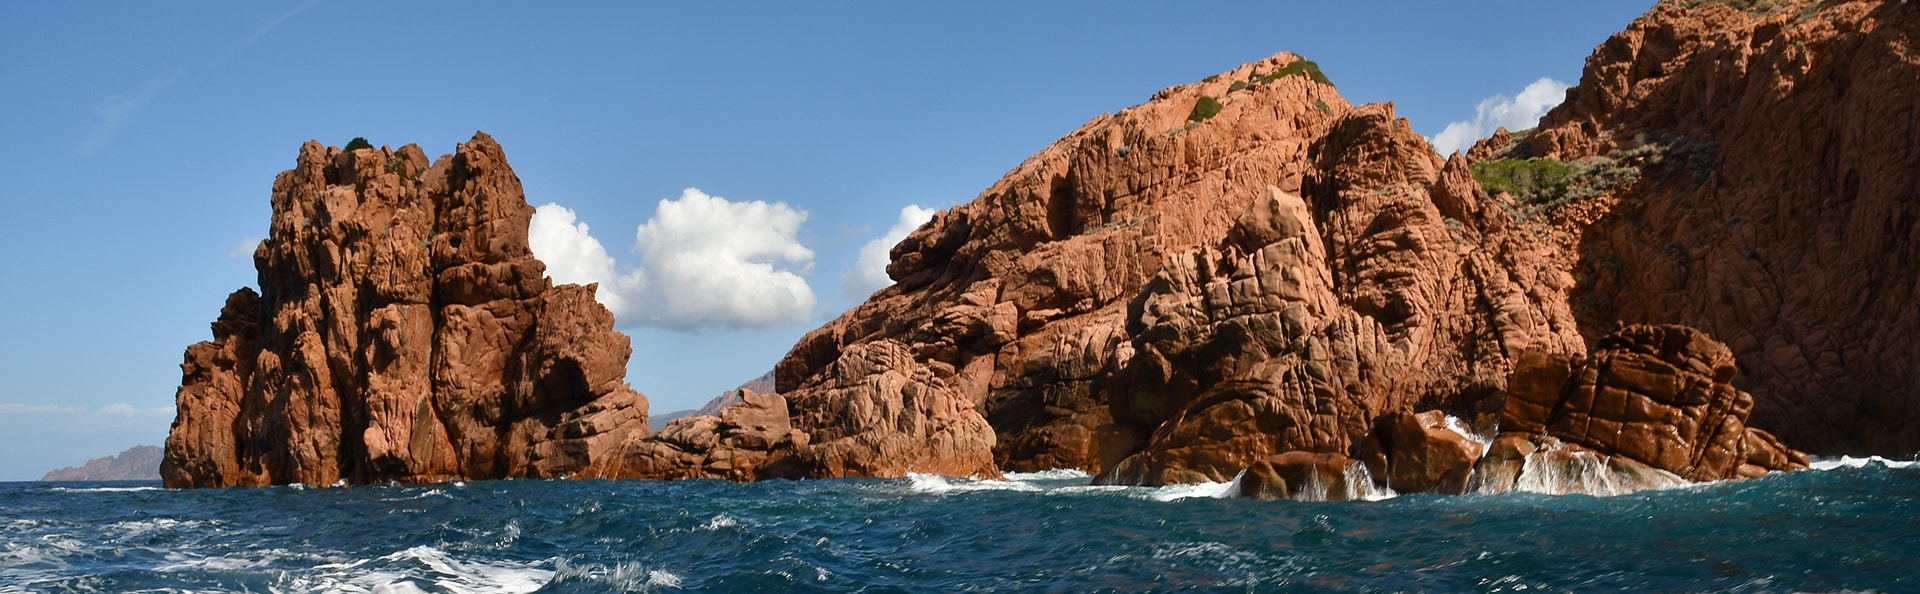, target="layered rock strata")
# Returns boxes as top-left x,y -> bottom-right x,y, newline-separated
162,133 -> 651,488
